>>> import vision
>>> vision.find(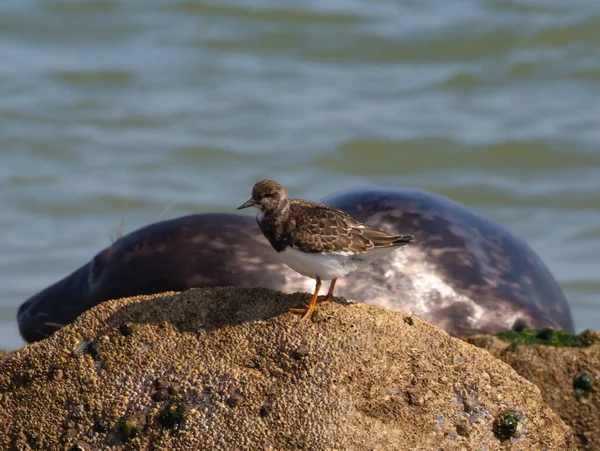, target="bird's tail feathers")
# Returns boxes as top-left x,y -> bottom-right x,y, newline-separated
391,234 -> 414,246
